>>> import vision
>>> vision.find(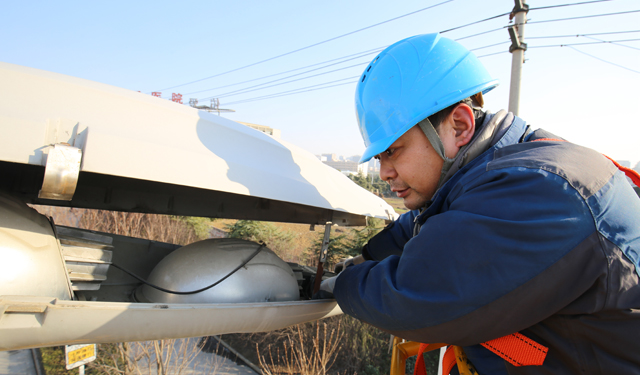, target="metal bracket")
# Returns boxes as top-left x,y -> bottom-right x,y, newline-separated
318,223 -> 332,264
38,143 -> 82,201
509,0 -> 529,19
508,26 -> 528,53
313,222 -> 333,294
